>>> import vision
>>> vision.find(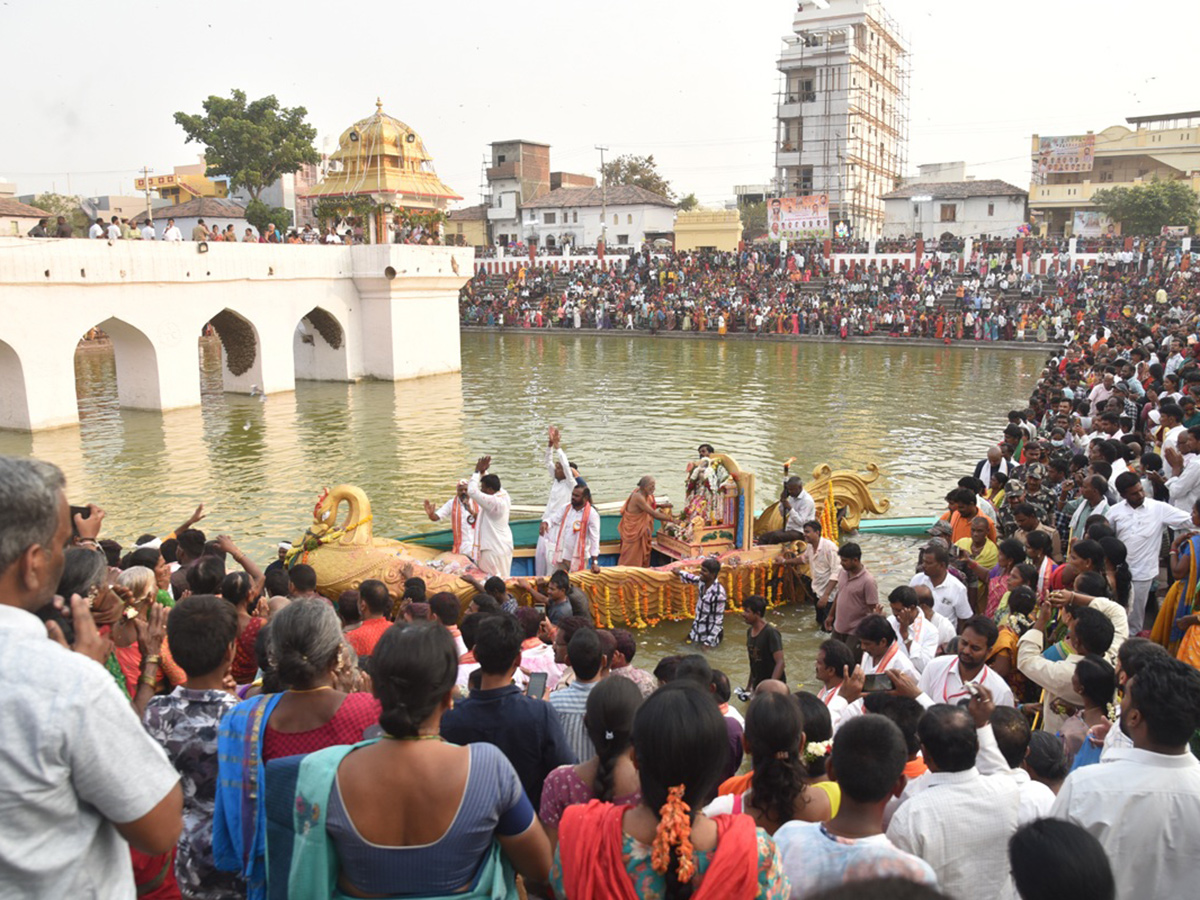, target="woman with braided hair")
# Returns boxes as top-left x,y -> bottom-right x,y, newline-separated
552,681 -> 790,899
540,674 -> 644,849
